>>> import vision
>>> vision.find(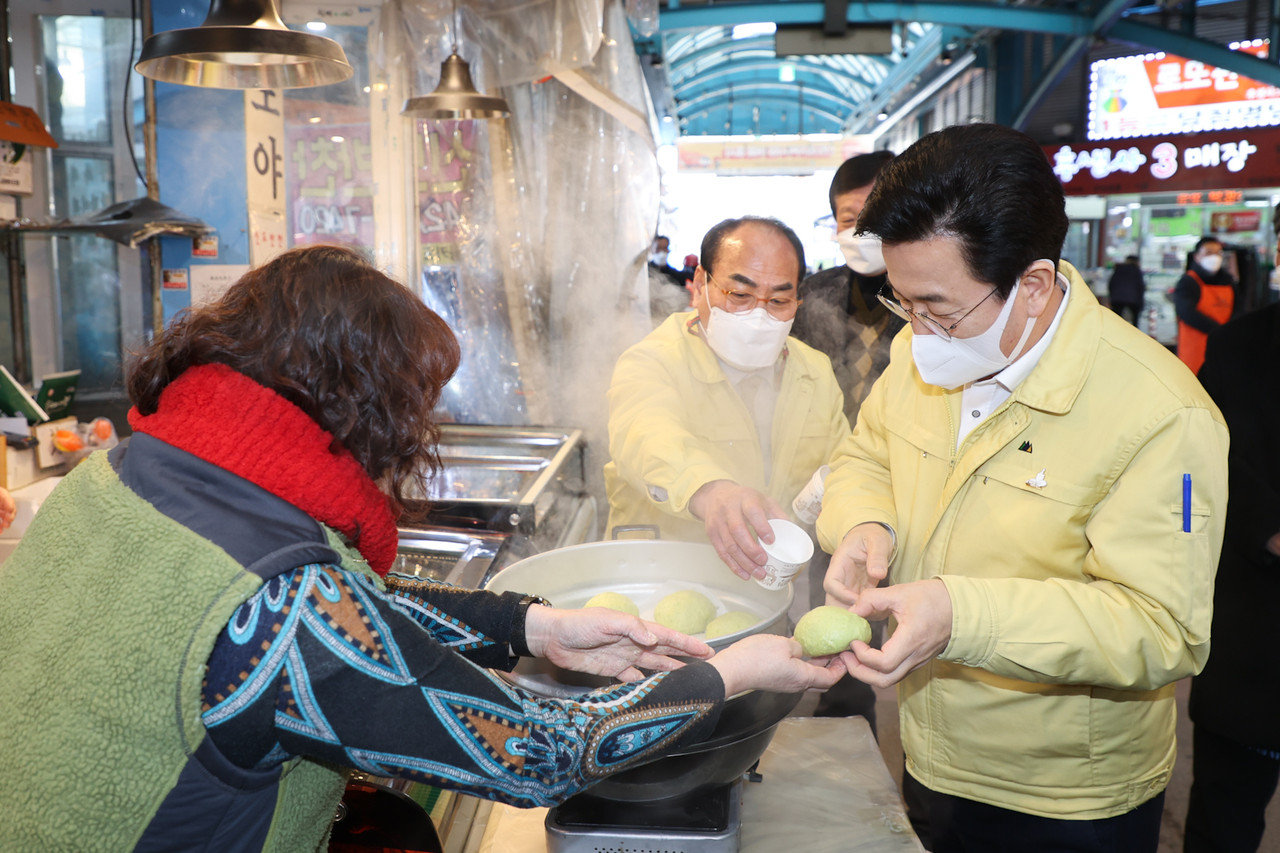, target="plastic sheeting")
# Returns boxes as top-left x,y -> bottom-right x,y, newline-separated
391,0 -> 661,519
499,0 -> 660,505
398,0 -> 606,94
